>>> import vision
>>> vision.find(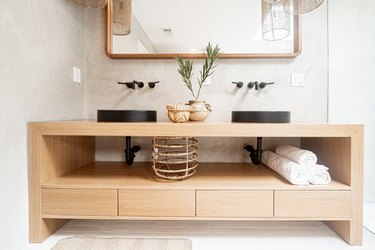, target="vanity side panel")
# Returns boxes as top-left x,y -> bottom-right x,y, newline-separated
301,126 -> 363,245
28,124 -> 95,242
29,125 -> 67,242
